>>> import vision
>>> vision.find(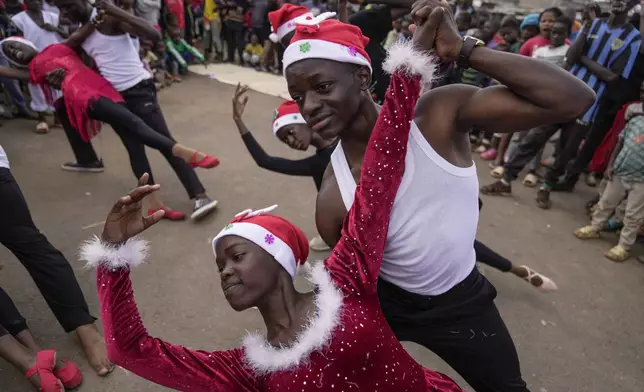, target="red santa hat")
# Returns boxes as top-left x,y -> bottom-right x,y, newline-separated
283,18 -> 371,74
268,4 -> 336,43
212,205 -> 310,277
272,100 -> 306,136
